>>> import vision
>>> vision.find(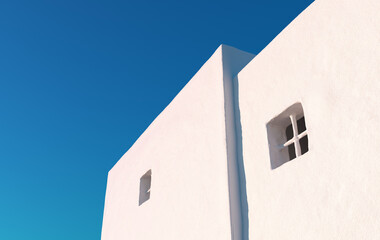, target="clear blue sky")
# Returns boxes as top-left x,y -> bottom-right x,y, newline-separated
0,0 -> 313,239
